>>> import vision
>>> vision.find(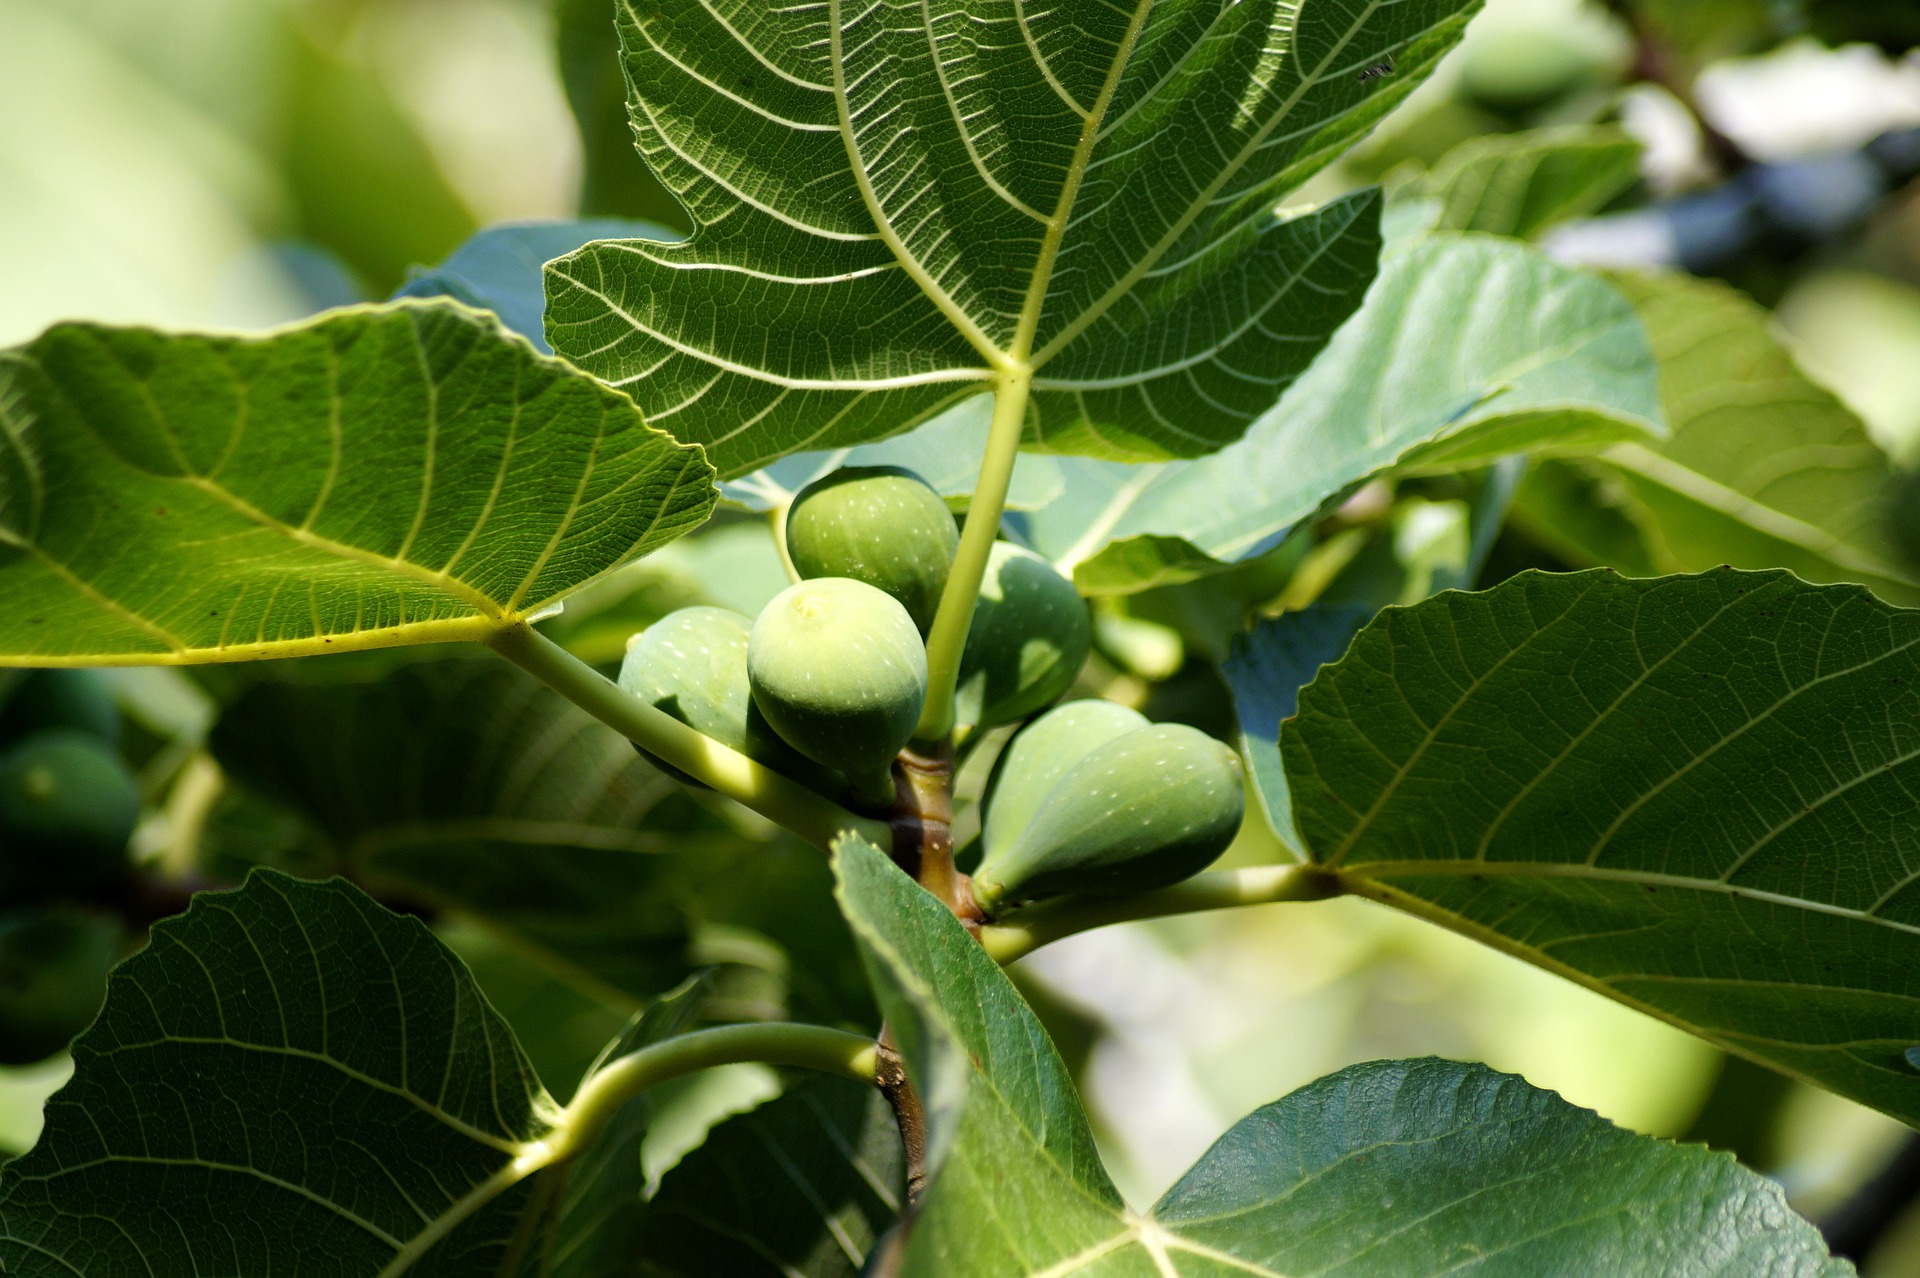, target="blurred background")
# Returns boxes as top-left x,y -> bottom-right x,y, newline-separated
4,0 -> 1920,1269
